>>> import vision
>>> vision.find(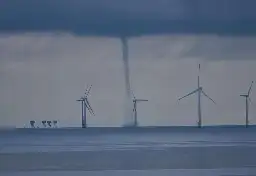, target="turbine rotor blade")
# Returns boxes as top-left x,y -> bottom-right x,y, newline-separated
136,99 -> 148,102
84,100 -> 94,115
178,88 -> 200,101
248,81 -> 254,96
87,106 -> 94,116
84,84 -> 89,93
85,85 -> 92,97
131,89 -> 136,99
84,100 -> 89,109
202,90 -> 216,104
85,98 -> 95,115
